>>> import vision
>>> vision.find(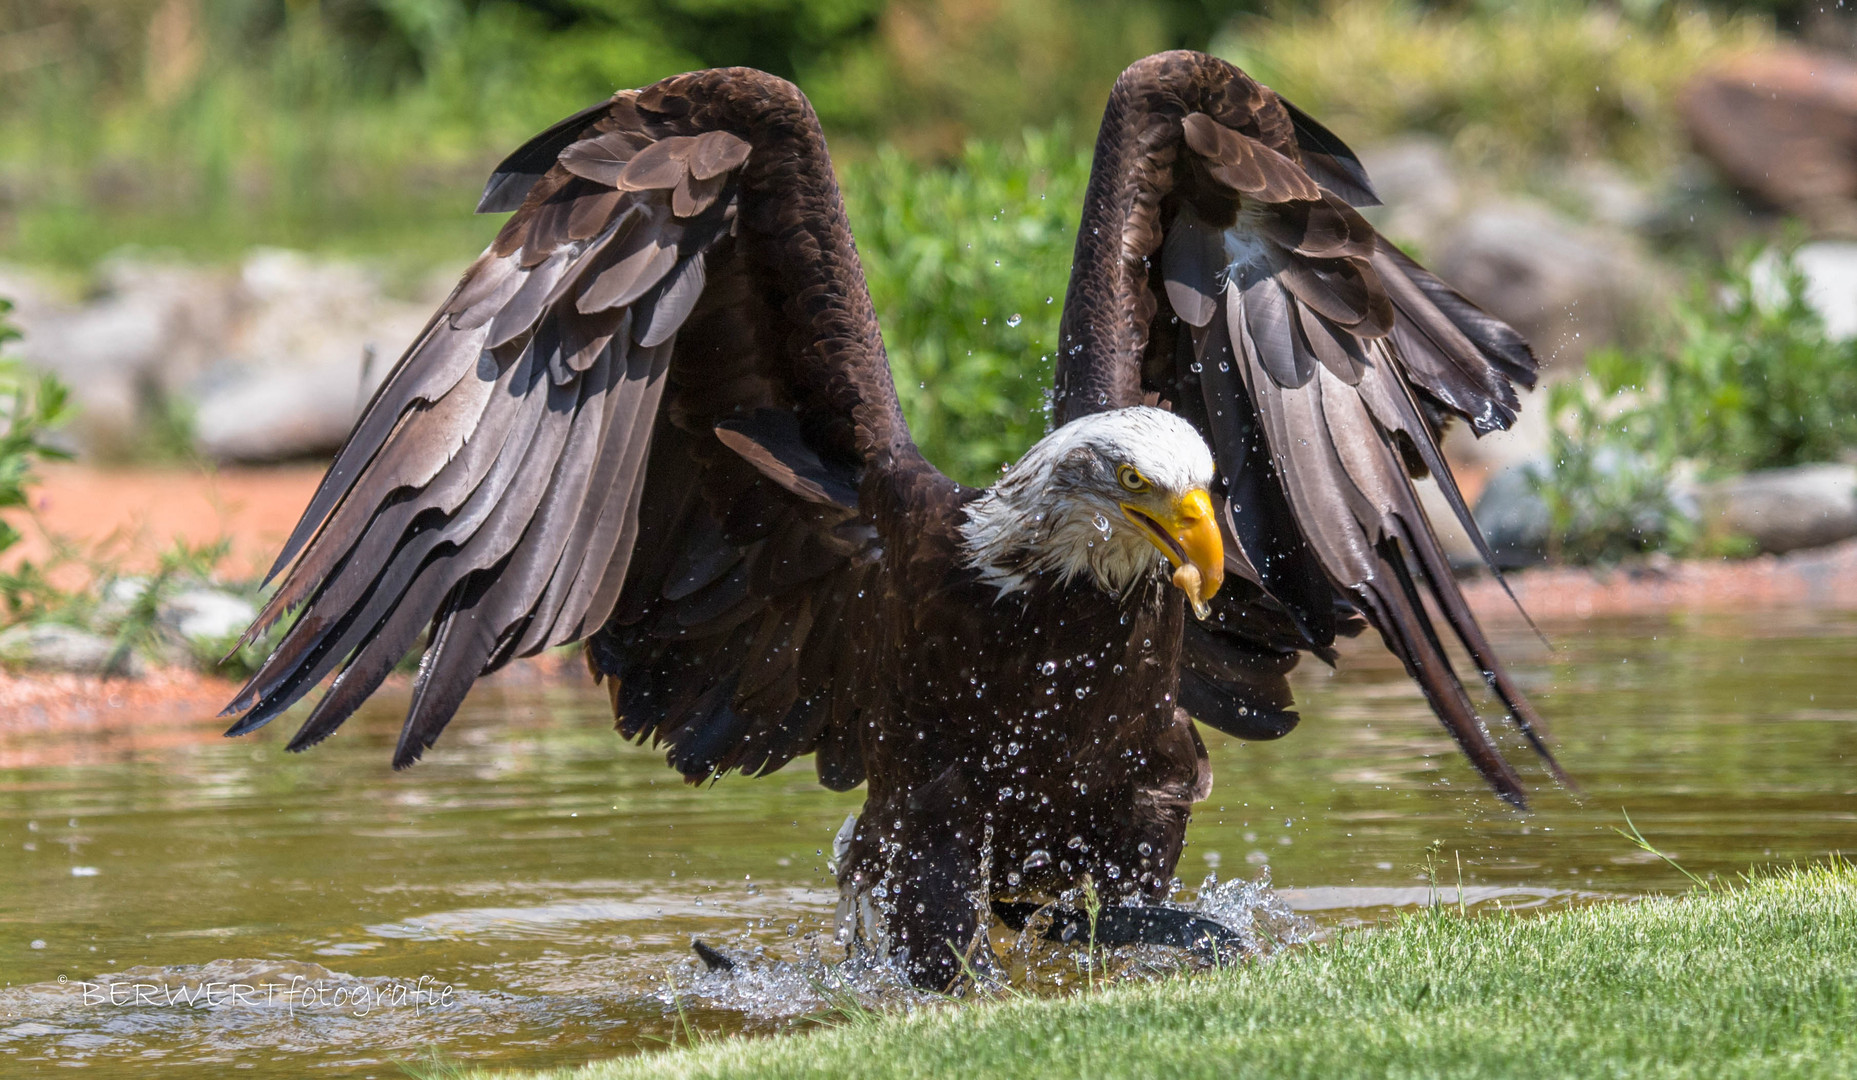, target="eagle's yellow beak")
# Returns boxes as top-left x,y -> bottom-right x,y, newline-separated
1120,488 -> 1224,620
